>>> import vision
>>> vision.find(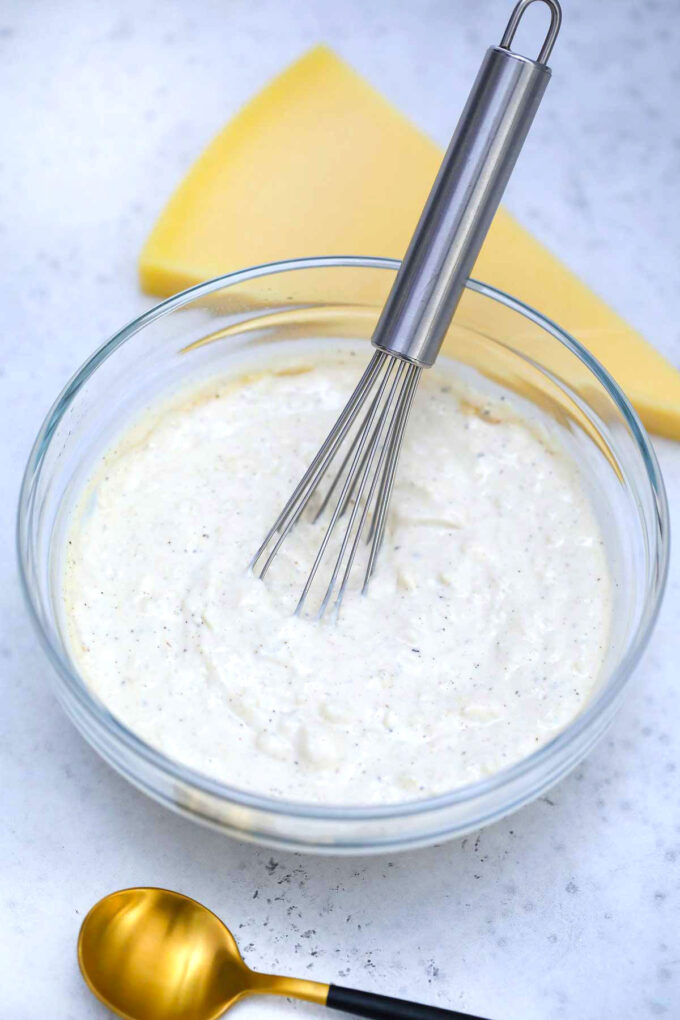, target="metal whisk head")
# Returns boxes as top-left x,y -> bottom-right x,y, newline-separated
250,350 -> 421,618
